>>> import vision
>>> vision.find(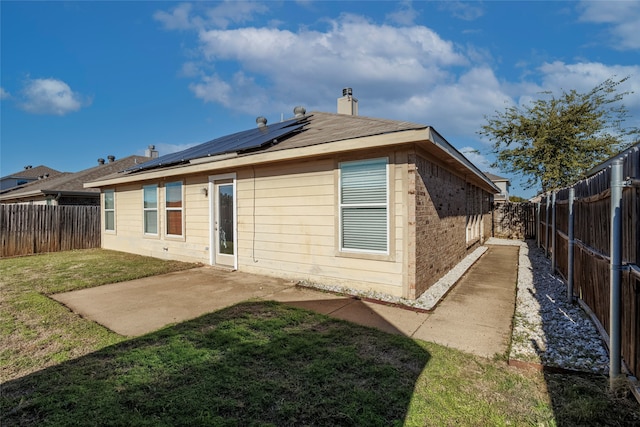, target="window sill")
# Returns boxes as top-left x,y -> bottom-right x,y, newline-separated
336,250 -> 395,262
